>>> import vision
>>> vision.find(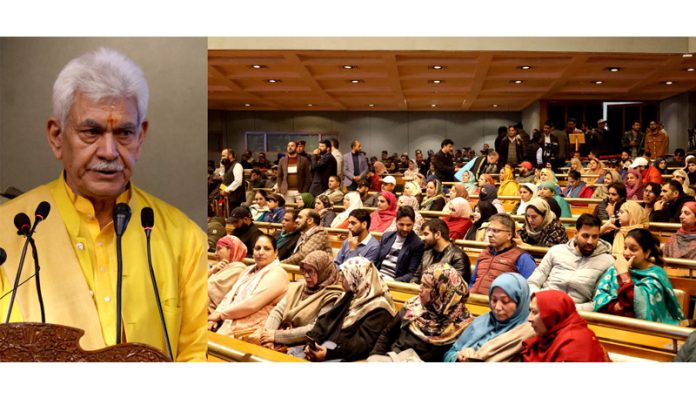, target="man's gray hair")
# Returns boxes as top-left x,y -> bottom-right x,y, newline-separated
52,48 -> 149,127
